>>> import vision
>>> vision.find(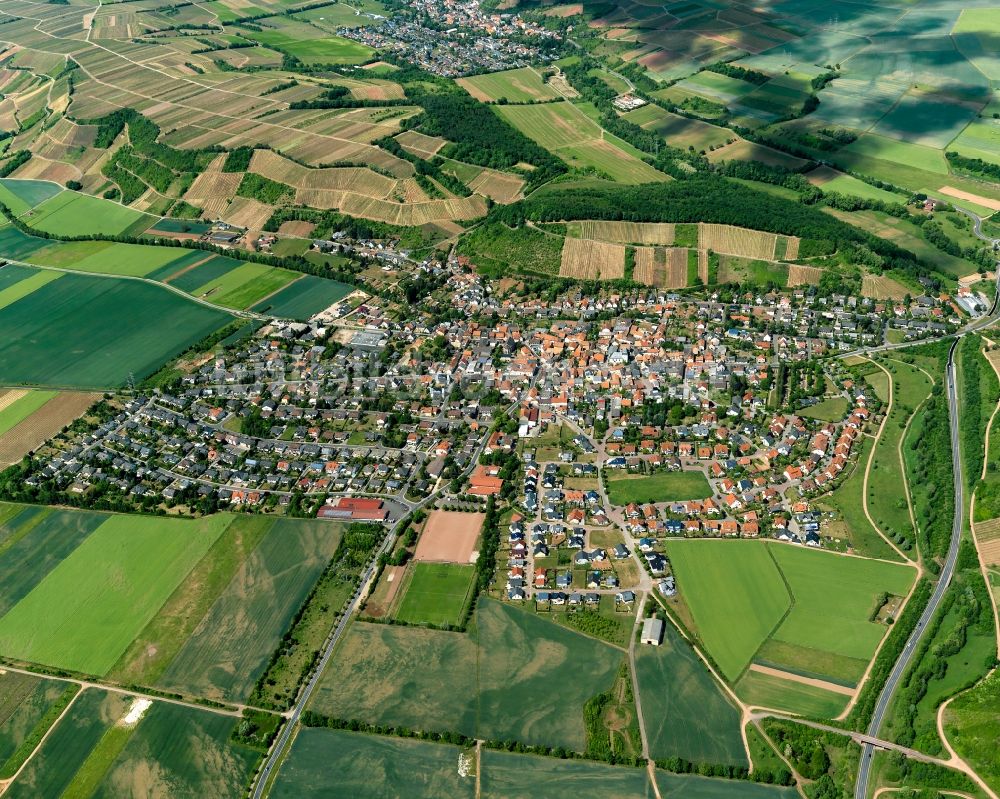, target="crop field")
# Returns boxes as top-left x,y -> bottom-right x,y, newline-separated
481,750 -> 653,799
624,104 -> 732,151
311,599 -> 623,751
570,220 -> 675,245
679,71 -> 758,105
841,135 -> 949,174
393,562 -> 477,627
698,223 -> 778,261
786,264 -> 823,287
707,139 -> 808,170
156,518 -> 343,703
871,91 -> 978,150
634,621 -> 746,765
0,513 -> 231,675
5,688 -> 258,799
806,166 -> 904,204
0,671 -> 71,772
559,237 -> 626,280
458,67 -> 561,103
0,179 -> 62,215
735,669 -> 849,718
274,729 -> 475,799
250,275 -> 353,319
0,390 -> 56,435
606,471 -> 712,505
467,169 -> 525,204
665,540 -> 915,686
0,268 -> 230,388
633,246 -> 688,288
237,22 -> 374,64
189,261 -> 299,309
0,390 -> 96,467
20,191 -> 154,237
656,770 -> 799,798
